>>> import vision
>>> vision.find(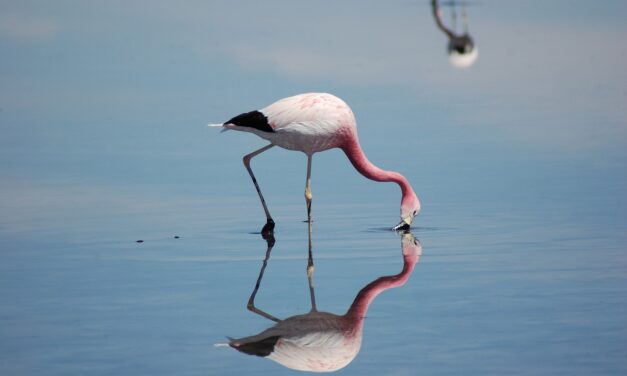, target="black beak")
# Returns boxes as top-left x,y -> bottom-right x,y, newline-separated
393,221 -> 411,232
